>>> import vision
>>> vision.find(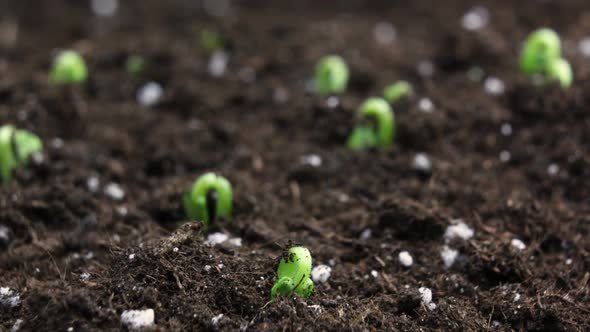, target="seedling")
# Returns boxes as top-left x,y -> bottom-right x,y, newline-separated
545,57 -> 572,88
314,55 -> 349,95
520,28 -> 561,75
183,172 -> 232,226
125,55 -> 145,76
347,98 -> 394,150
271,246 -> 314,300
384,81 -> 413,103
0,125 -> 43,182
49,50 -> 88,84
200,29 -> 225,51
